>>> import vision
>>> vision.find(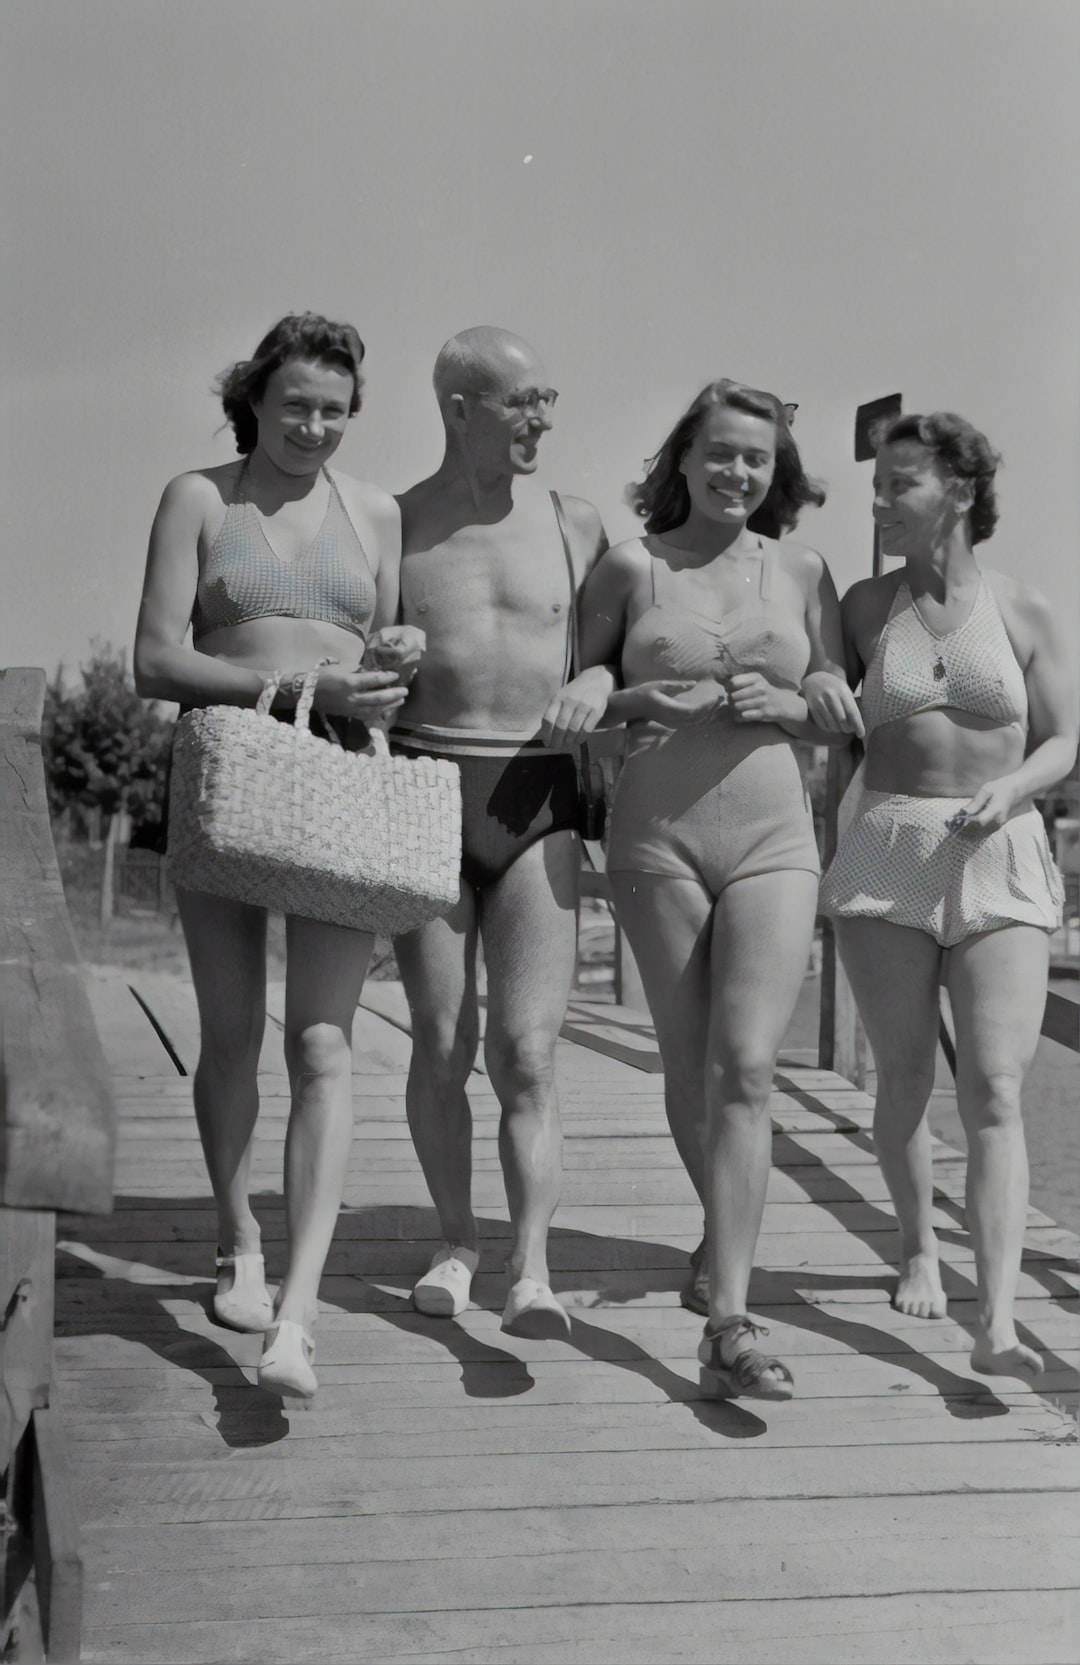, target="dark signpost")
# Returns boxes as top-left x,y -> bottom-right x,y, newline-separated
855,393 -> 902,577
